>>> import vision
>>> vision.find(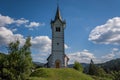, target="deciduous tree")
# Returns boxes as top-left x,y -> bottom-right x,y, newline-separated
0,37 -> 33,80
